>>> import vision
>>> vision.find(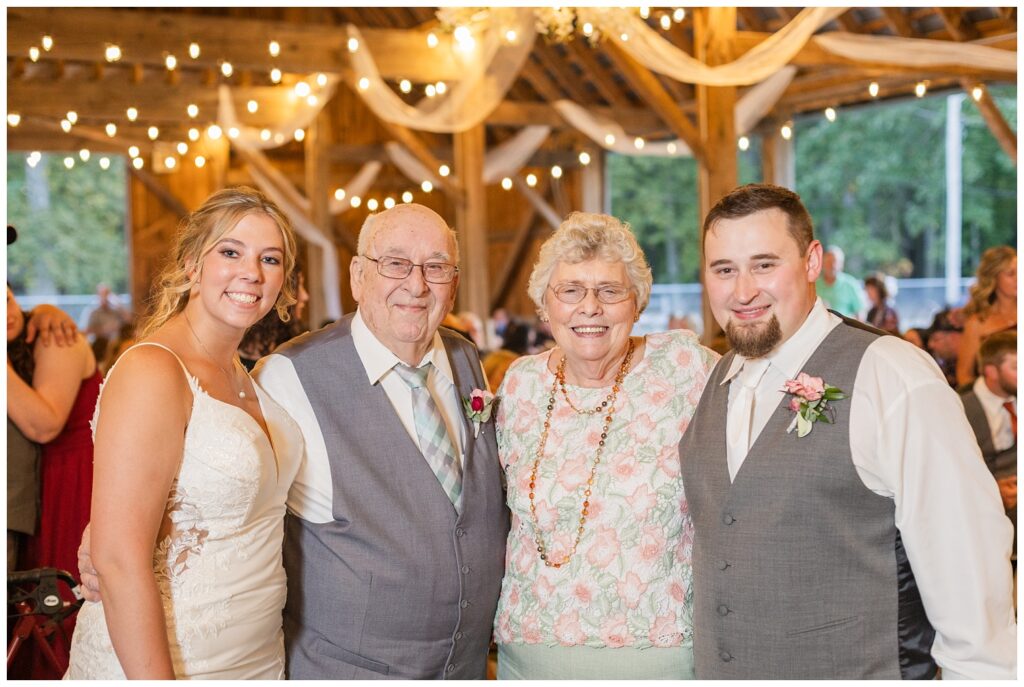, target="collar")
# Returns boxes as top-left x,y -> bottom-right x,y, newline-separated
720,298 -> 841,386
972,376 -> 1015,409
351,309 -> 455,387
